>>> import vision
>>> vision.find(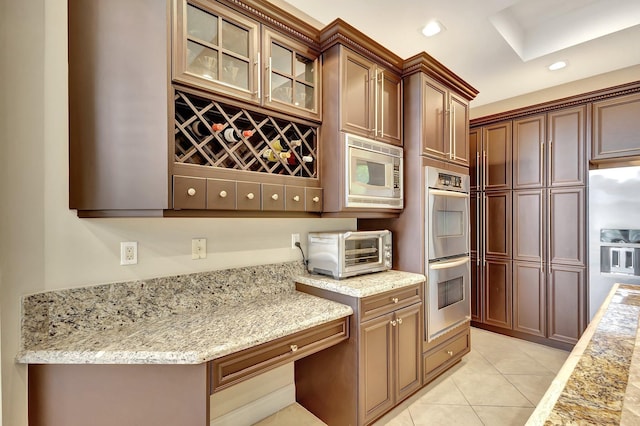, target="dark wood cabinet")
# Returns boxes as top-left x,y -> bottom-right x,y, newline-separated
482,121 -> 512,190
483,259 -> 512,330
484,191 -> 512,259
471,256 -> 482,322
394,303 -> 422,402
549,186 -> 585,266
513,189 -> 544,263
469,128 -> 481,190
513,261 -> 545,338
547,265 -> 586,345
547,106 -> 587,187
361,312 -> 394,420
592,92 -> 640,161
513,115 -> 545,189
